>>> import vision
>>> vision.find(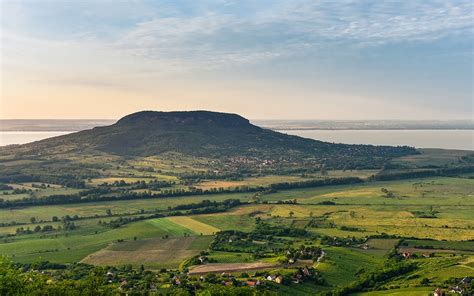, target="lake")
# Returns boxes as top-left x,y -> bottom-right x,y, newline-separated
281,129 -> 473,150
0,131 -> 73,146
0,129 -> 472,150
